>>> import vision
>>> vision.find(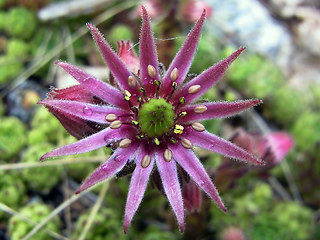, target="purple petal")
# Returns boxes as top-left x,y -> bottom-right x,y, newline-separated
155,150 -> 184,232
178,99 -> 262,123
184,127 -> 264,165
76,142 -> 139,193
87,24 -> 140,94
40,126 -> 131,160
172,48 -> 245,104
159,11 -> 205,97
139,6 -> 160,97
168,143 -> 226,212
123,145 -> 154,233
56,62 -> 129,109
39,99 -> 129,124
